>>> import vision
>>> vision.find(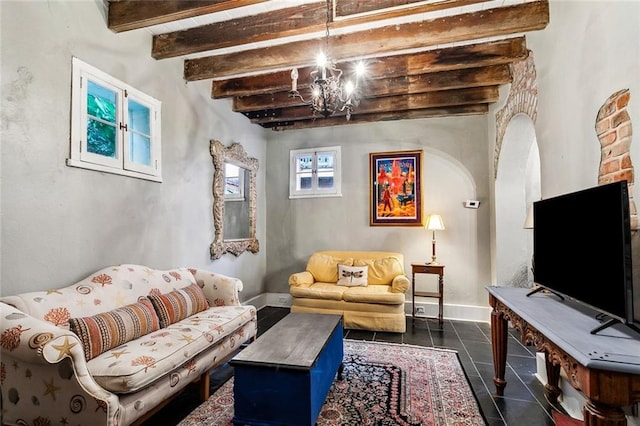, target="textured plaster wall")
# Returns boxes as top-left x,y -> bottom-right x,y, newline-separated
503,5 -> 640,422
0,1 -> 268,300
264,117 -> 492,313
525,1 -> 640,202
